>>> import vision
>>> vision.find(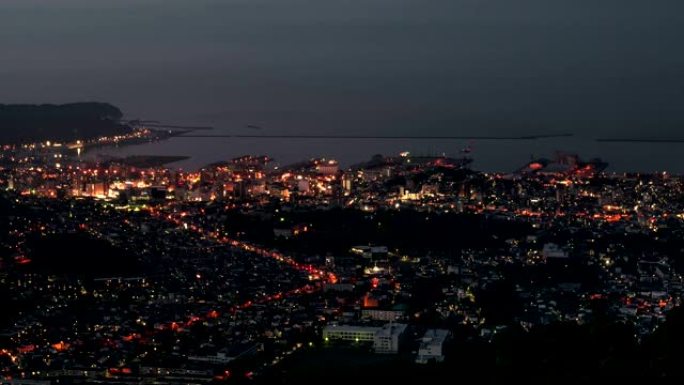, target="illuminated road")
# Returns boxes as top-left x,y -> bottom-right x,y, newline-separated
1,204 -> 336,382
149,206 -> 337,286
145,205 -> 336,331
